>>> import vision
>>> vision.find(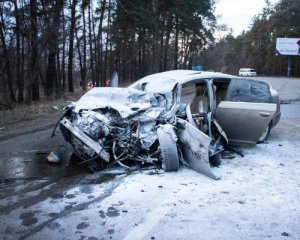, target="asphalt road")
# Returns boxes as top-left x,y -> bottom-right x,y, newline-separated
0,76 -> 300,240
